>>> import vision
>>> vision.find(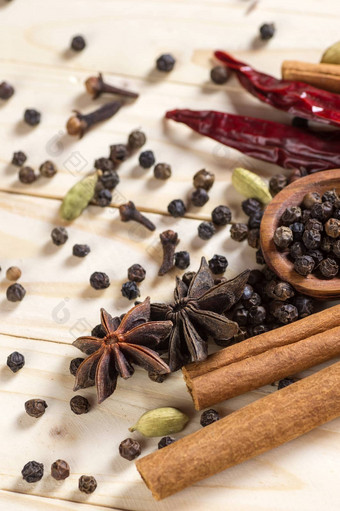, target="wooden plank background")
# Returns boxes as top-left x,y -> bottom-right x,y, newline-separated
1,0 -> 340,510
